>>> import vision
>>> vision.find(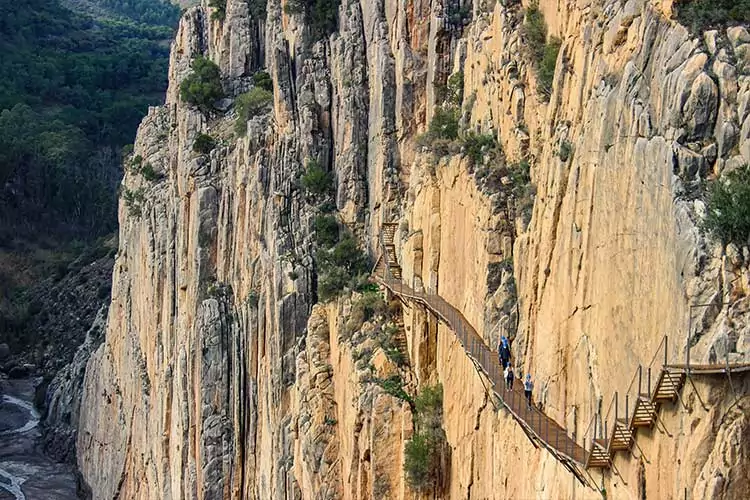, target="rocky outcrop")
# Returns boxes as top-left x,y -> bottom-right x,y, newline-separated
0,240 -> 114,379
42,306 -> 107,464
76,0 -> 750,499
